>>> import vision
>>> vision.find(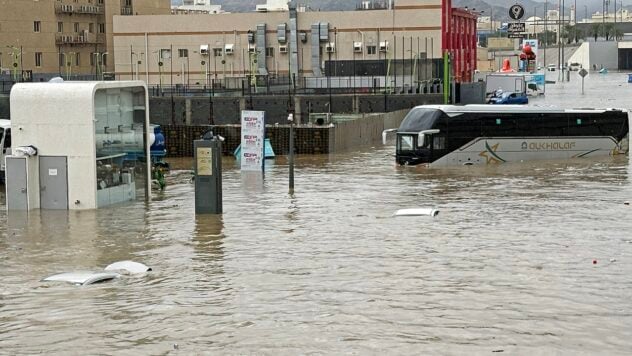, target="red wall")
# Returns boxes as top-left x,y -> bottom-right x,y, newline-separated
442,0 -> 477,82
